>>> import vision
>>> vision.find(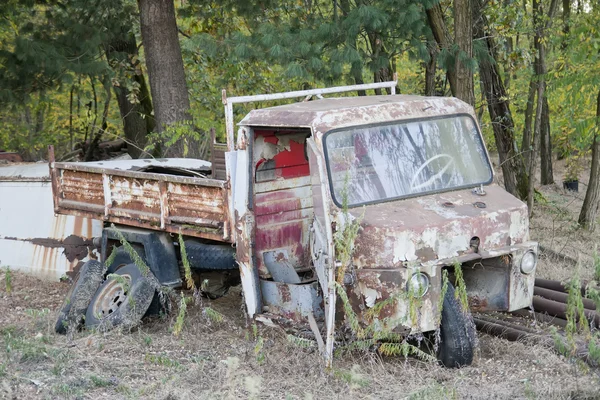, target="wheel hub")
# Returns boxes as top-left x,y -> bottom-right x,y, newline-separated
92,274 -> 131,319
